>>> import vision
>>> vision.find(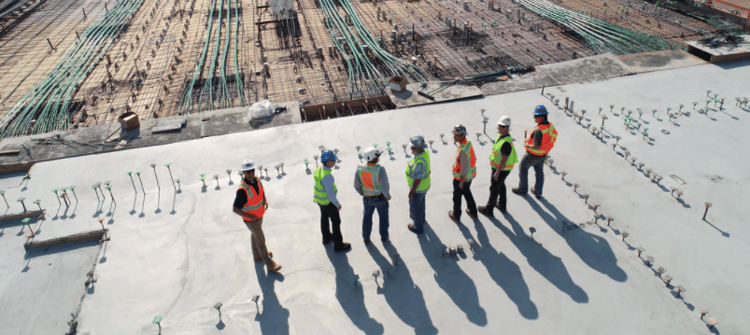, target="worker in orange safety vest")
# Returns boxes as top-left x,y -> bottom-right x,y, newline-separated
512,105 -> 558,199
354,146 -> 391,244
448,124 -> 479,222
232,159 -> 282,273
